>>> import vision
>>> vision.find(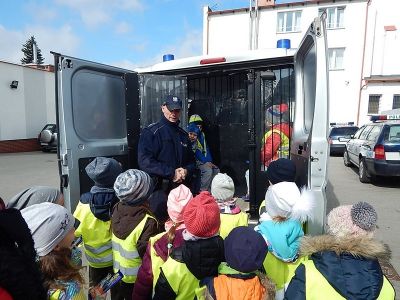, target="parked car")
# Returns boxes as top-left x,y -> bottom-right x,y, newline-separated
329,124 -> 359,155
343,118 -> 400,183
38,124 -> 57,152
